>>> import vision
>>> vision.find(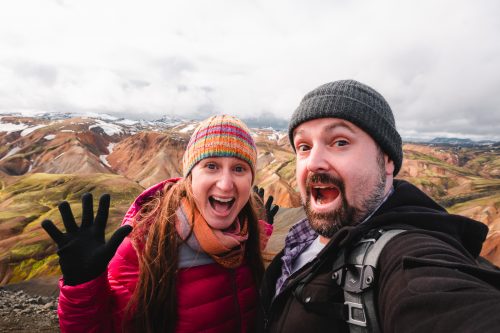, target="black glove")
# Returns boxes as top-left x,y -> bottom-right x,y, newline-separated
253,186 -> 280,225
41,193 -> 132,286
